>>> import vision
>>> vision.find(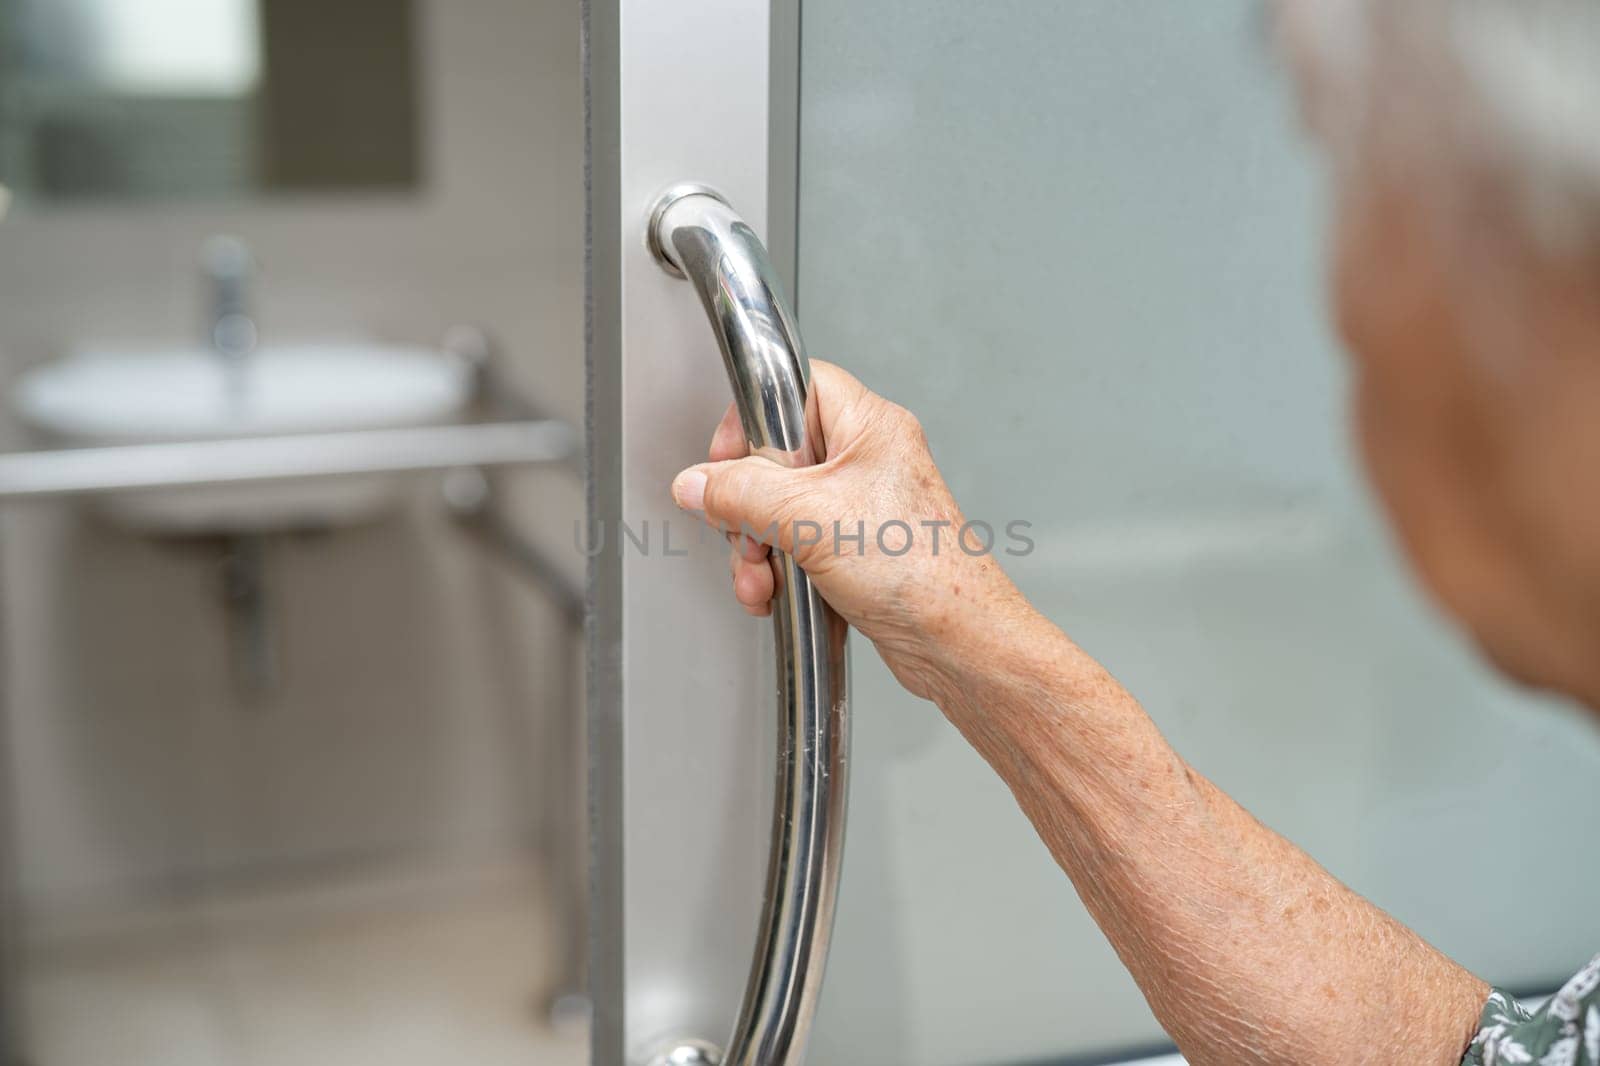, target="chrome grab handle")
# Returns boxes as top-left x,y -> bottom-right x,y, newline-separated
648,185 -> 850,1066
